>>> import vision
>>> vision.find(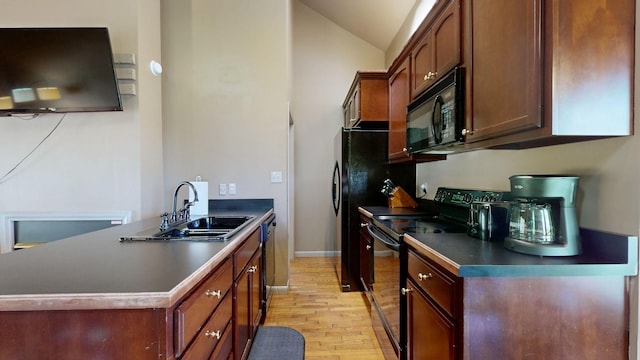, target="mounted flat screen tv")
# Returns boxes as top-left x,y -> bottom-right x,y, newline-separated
0,27 -> 122,115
